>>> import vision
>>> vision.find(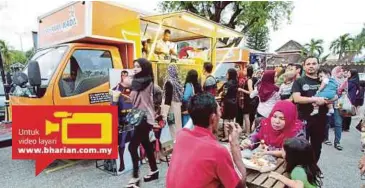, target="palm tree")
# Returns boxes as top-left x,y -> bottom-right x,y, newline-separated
303,39 -> 324,57
0,40 -> 13,66
351,26 -> 365,55
330,33 -> 354,60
